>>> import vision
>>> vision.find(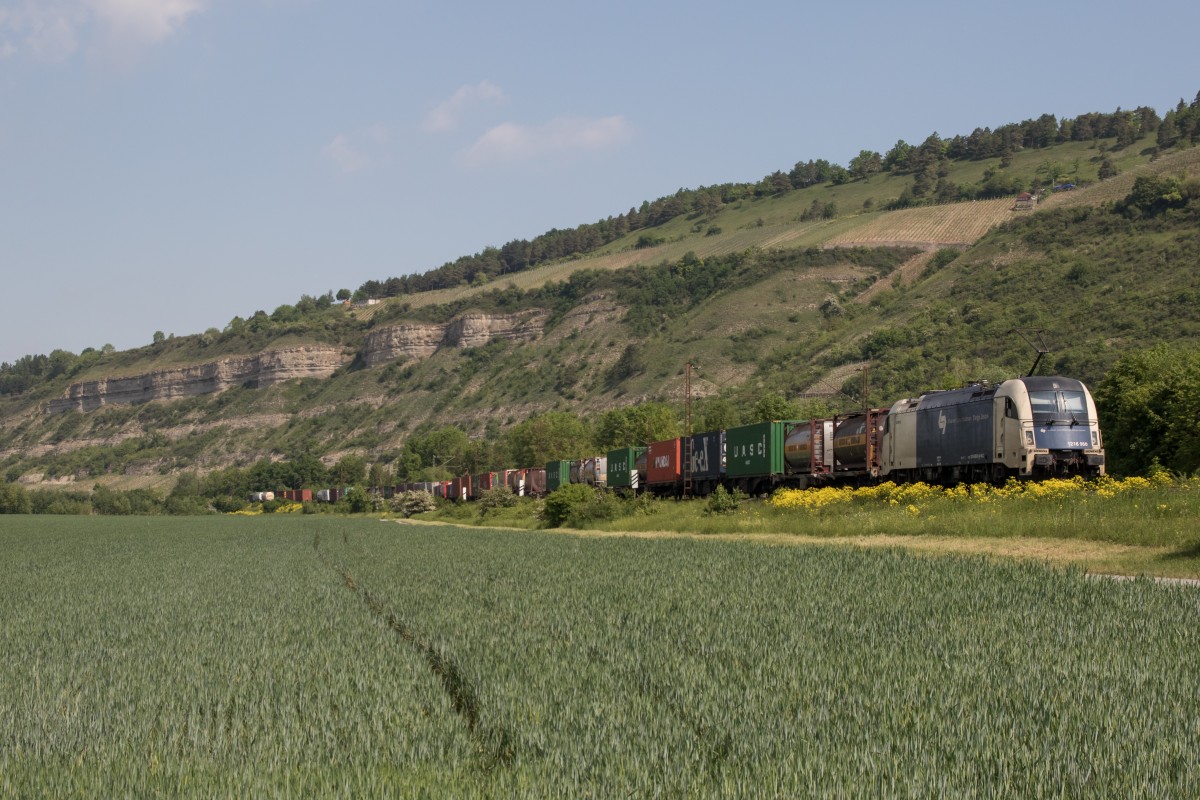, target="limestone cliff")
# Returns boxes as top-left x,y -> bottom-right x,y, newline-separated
48,346 -> 349,414
363,310 -> 548,367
